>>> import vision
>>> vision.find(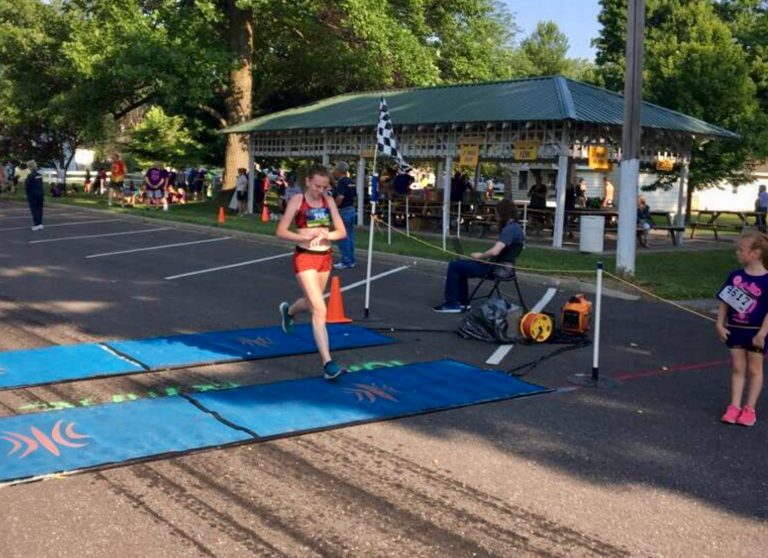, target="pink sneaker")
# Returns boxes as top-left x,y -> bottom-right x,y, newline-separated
721,405 -> 741,424
736,406 -> 757,427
